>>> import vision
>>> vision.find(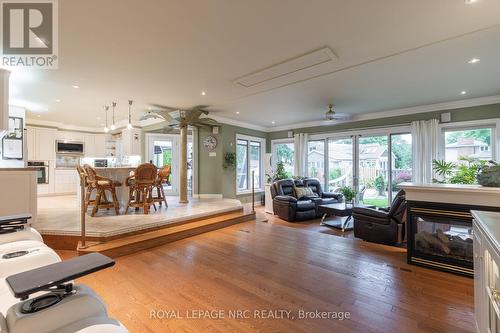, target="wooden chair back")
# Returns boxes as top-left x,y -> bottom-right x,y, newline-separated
134,163 -> 157,185
76,165 -> 87,185
83,164 -> 97,185
158,165 -> 171,183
